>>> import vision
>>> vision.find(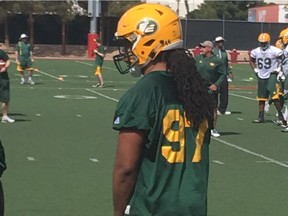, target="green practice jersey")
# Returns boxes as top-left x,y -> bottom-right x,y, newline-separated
194,54 -> 225,87
16,42 -> 31,59
0,49 -> 9,79
95,45 -> 105,66
213,47 -> 232,75
113,71 -> 210,216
